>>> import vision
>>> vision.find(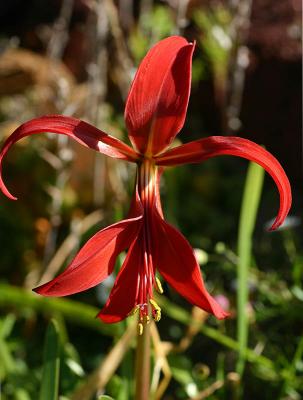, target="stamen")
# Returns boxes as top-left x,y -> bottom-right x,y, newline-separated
153,309 -> 161,322
149,298 -> 162,322
128,305 -> 140,316
138,322 -> 144,336
155,277 -> 164,294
